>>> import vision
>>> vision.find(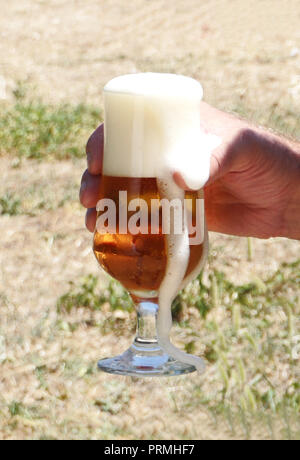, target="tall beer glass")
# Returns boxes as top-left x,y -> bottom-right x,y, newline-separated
93,73 -> 210,377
